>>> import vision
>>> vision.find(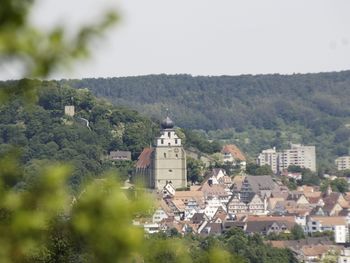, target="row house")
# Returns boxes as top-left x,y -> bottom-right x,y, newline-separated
239,175 -> 277,203
245,216 -> 296,236
227,193 -> 267,215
